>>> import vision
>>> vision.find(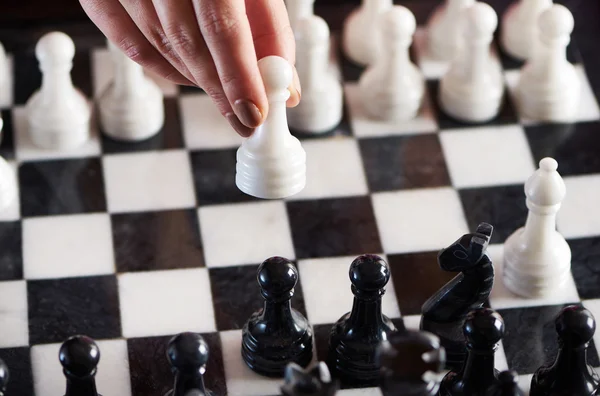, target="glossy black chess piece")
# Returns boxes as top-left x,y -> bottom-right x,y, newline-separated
438,307 -> 504,396
530,305 -> 600,396
378,329 -> 446,396
327,254 -> 397,386
420,222 -> 494,370
166,332 -> 213,396
242,256 -> 313,377
59,335 -> 101,396
0,358 -> 8,396
485,371 -> 524,396
281,361 -> 339,396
